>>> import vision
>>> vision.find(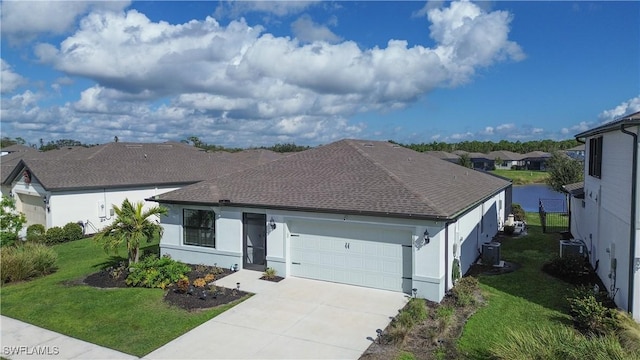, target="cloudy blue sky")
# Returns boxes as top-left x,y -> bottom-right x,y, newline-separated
1,0 -> 638,147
